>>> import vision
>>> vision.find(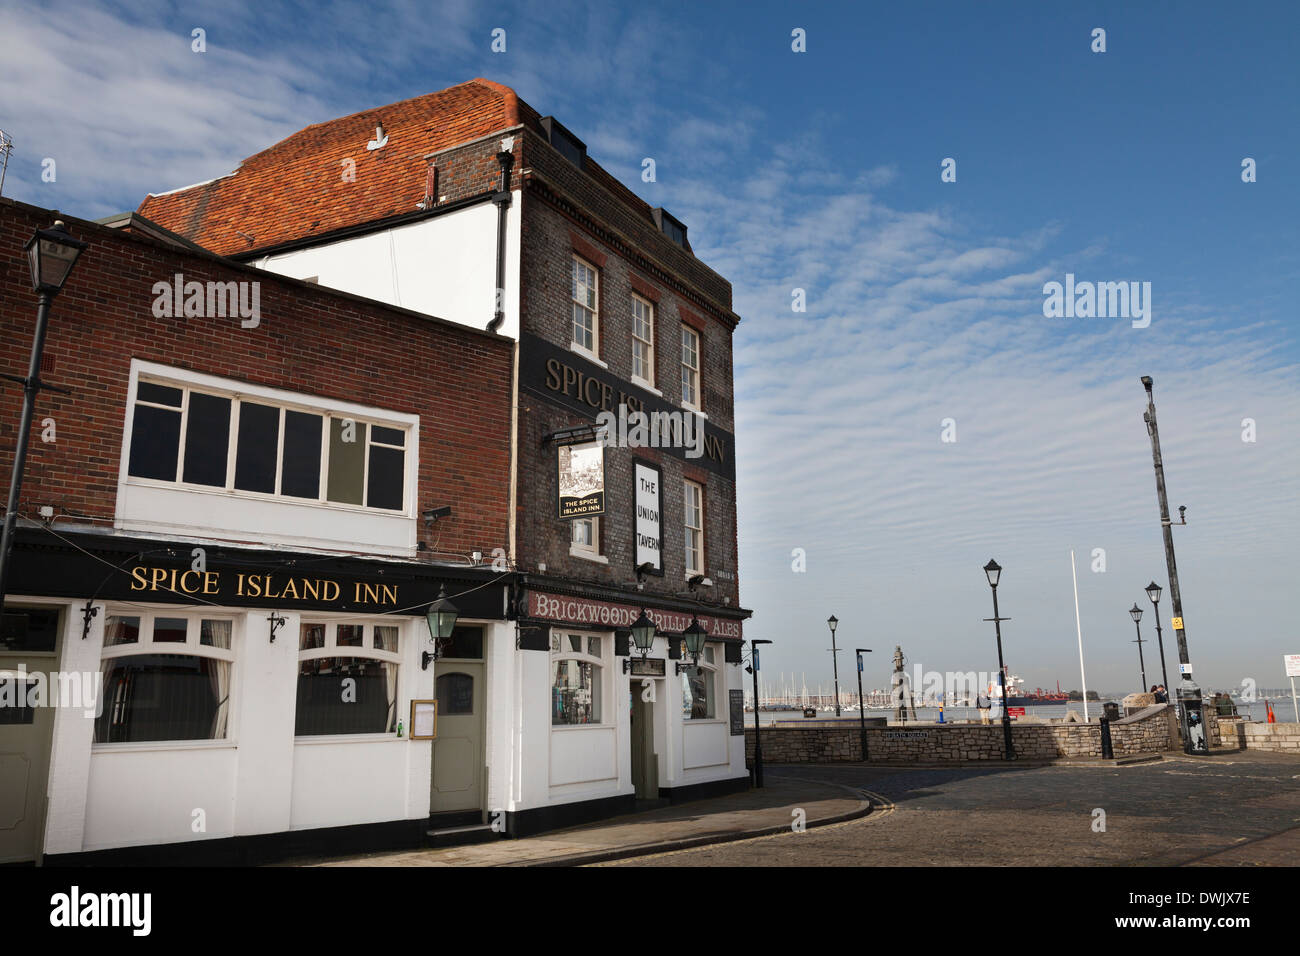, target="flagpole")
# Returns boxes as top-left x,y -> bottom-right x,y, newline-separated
1071,550 -> 1090,721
